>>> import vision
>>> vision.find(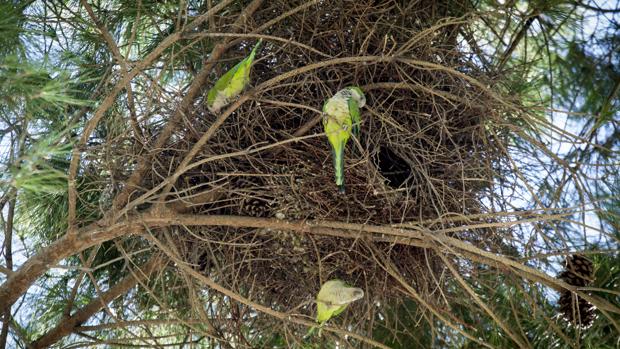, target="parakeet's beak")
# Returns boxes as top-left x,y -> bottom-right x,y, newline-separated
352,289 -> 364,300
